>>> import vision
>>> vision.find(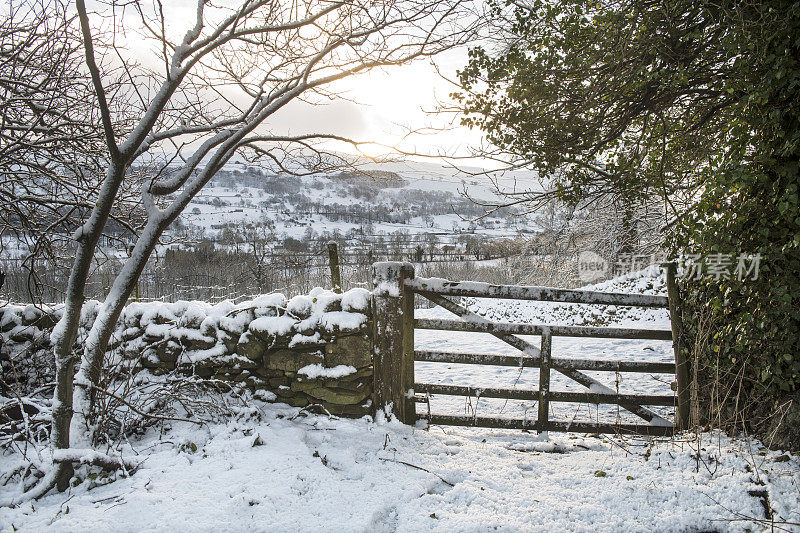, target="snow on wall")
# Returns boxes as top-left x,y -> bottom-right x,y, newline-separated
0,288 -> 374,418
